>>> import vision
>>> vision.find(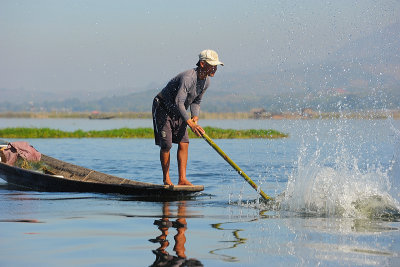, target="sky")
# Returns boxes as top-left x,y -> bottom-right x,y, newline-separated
1,0 -> 399,96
